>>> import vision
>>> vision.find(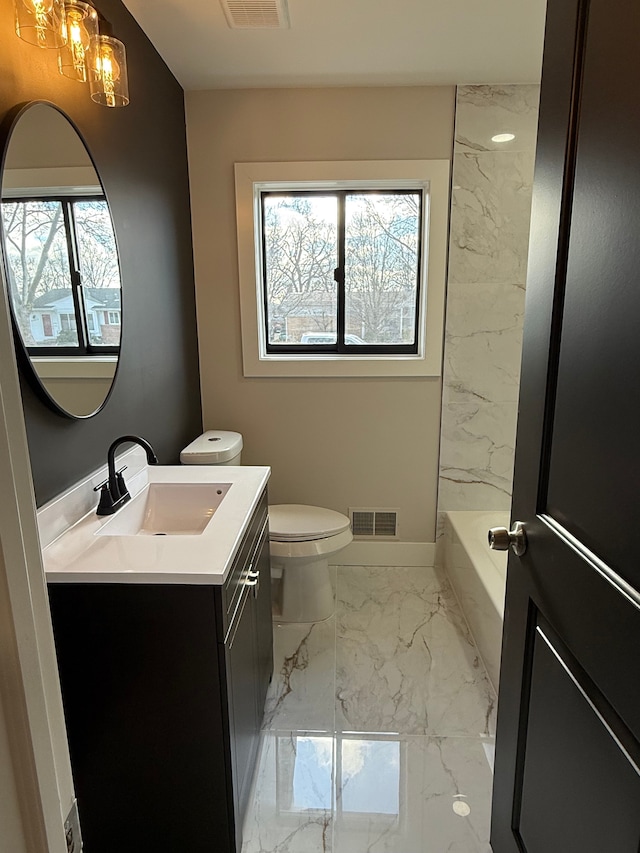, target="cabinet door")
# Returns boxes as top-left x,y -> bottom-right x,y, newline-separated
253,526 -> 274,718
226,587 -> 259,843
